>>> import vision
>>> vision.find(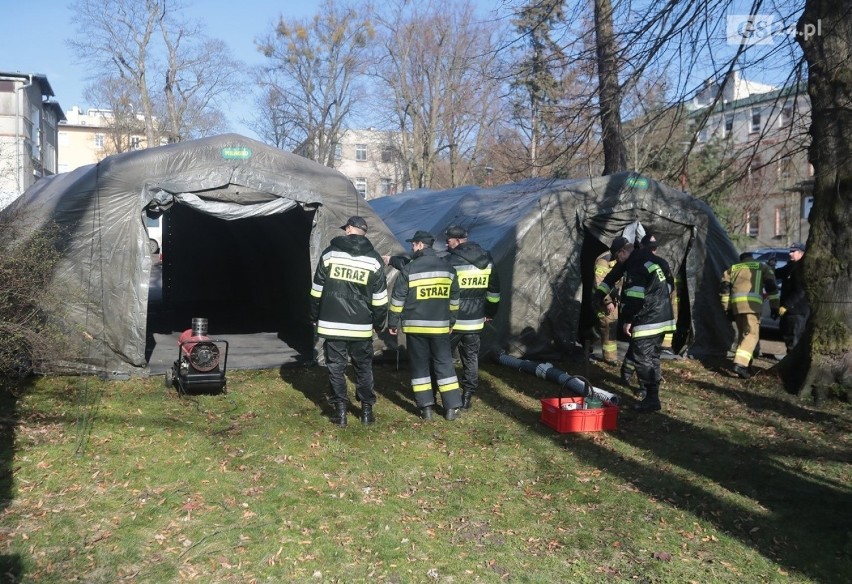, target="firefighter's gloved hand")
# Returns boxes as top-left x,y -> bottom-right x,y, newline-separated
779,306 -> 788,317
